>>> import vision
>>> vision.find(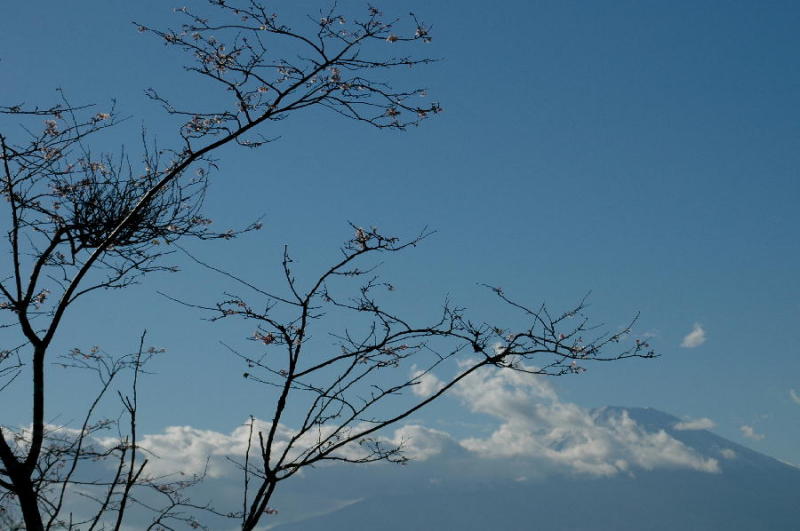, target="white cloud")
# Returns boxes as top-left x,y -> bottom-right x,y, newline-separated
410,367 -> 445,398
90,365 -> 725,486
133,422 -> 275,477
739,425 -> 765,441
674,417 -> 716,431
720,448 -> 737,459
681,323 -> 706,348
388,425 -> 457,460
790,389 -> 800,405
120,419 -> 456,479
453,365 -> 719,476
128,420 -> 364,477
